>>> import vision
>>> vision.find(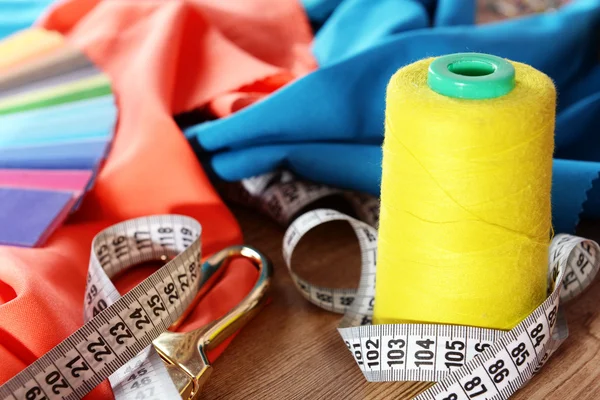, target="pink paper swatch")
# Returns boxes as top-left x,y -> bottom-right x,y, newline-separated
0,169 -> 93,193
